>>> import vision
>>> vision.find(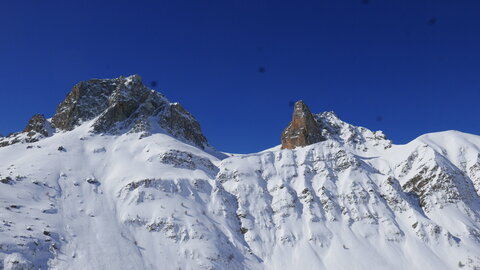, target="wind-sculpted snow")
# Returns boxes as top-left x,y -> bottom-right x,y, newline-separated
1,104 -> 480,269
